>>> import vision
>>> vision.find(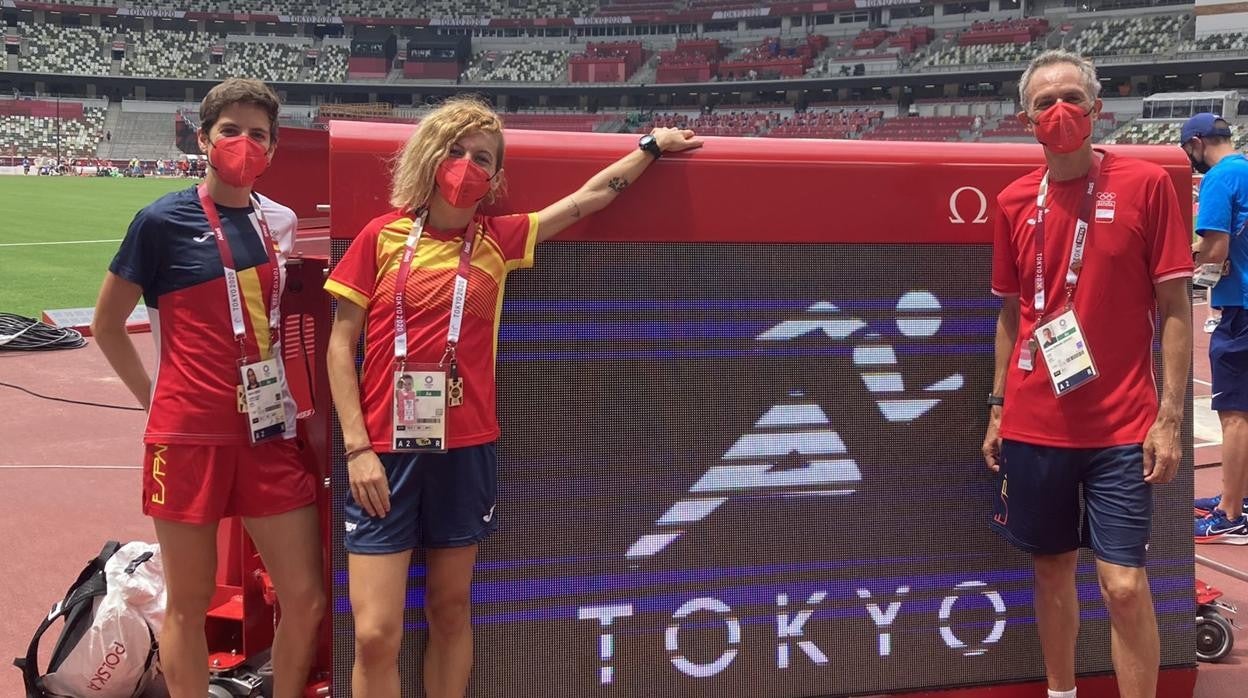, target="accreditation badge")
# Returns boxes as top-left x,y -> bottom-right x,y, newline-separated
392,363 -> 447,453
1035,308 -> 1099,397
238,357 -> 288,445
